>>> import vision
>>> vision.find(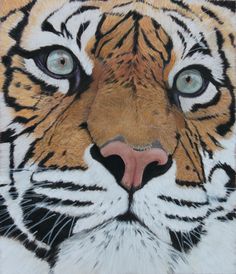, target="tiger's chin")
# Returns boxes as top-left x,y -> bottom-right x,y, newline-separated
51,220 -> 182,274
